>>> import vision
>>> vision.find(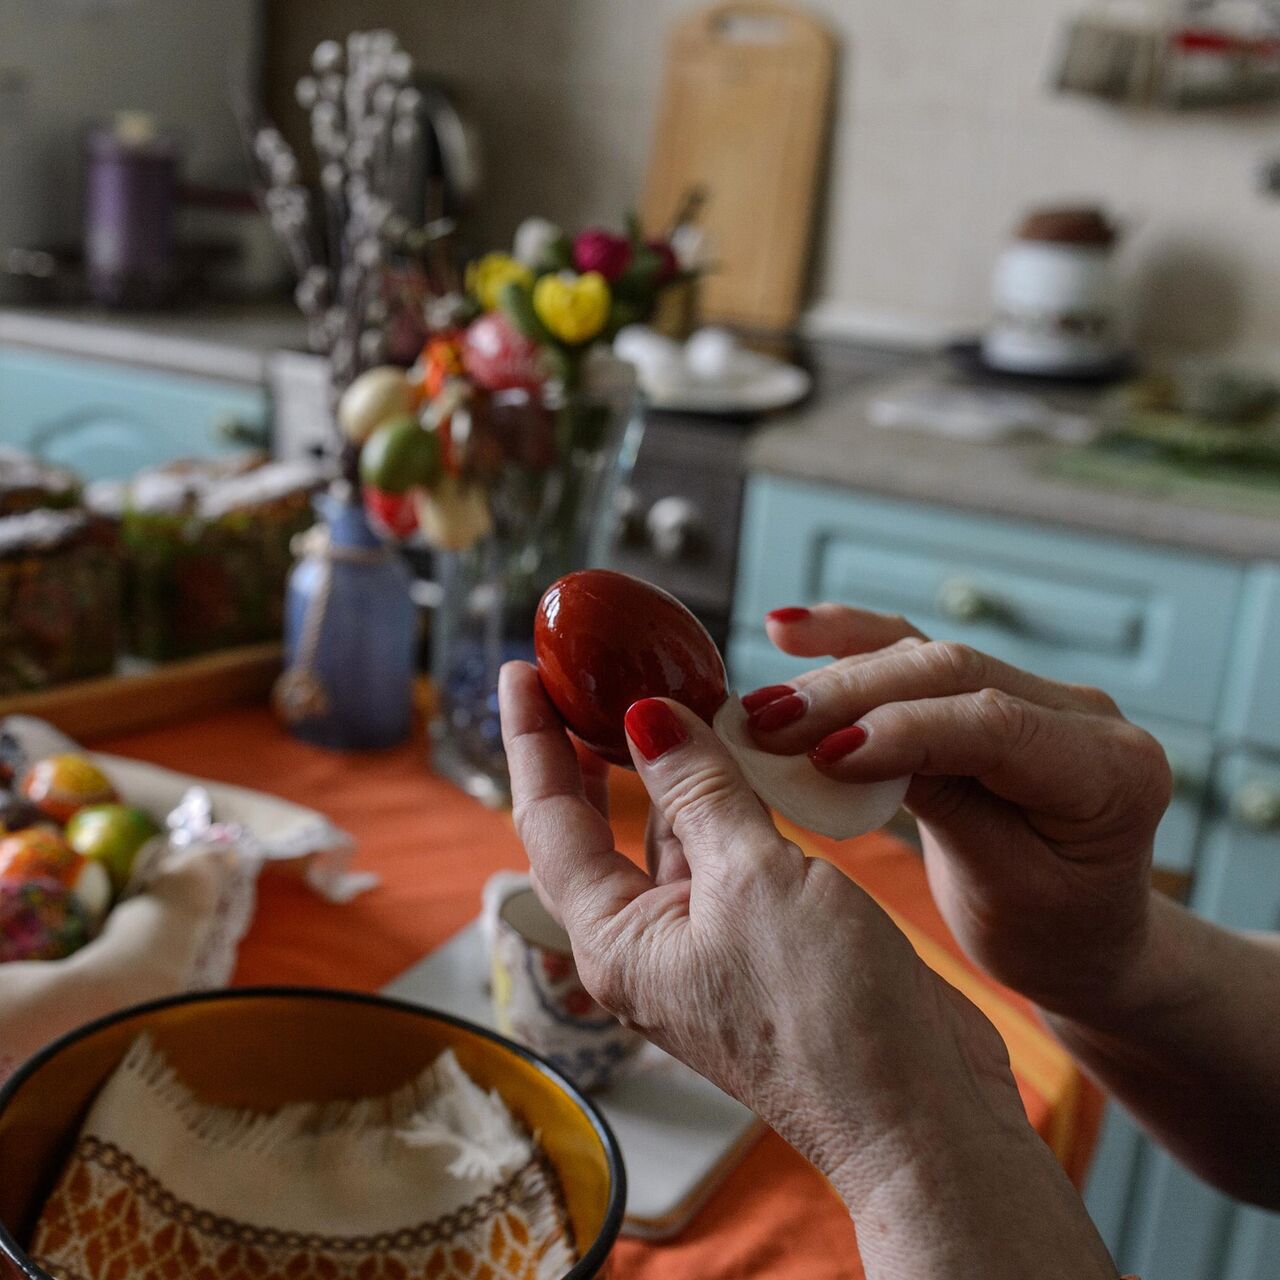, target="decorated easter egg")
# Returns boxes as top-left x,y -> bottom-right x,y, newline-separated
338,366 -> 417,444
462,311 -> 544,393
359,415 -> 441,494
533,569 -> 727,767
0,876 -> 90,962
363,485 -> 421,541
21,754 -> 118,825
412,477 -> 493,552
0,827 -> 112,923
65,803 -> 161,896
